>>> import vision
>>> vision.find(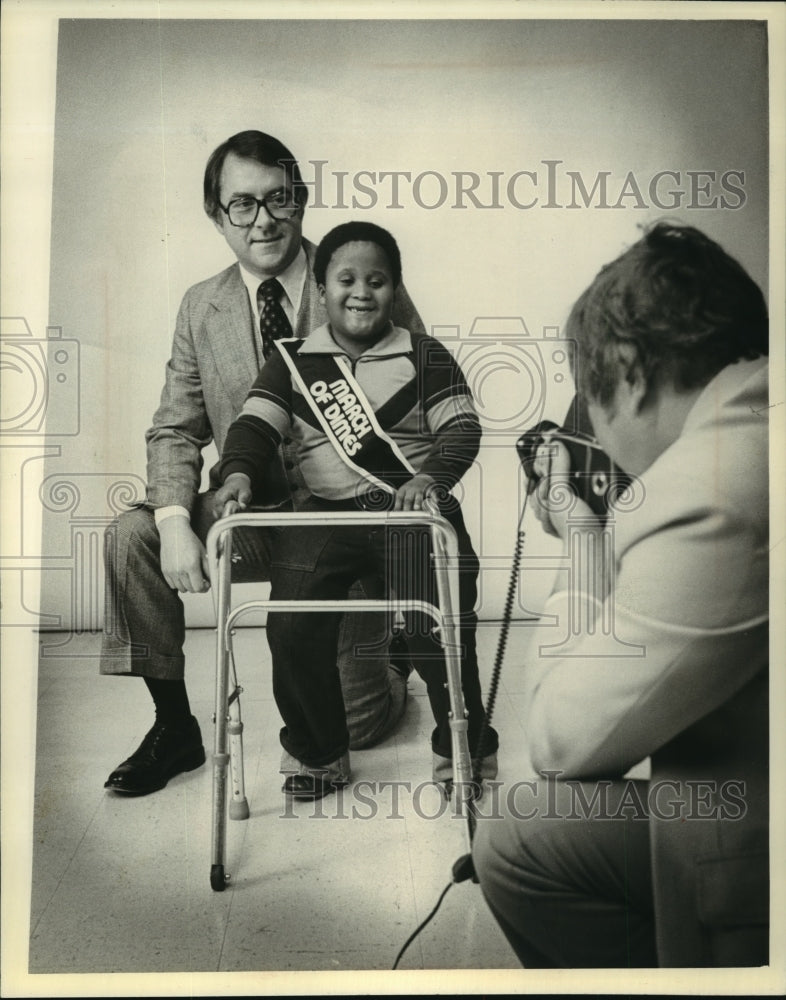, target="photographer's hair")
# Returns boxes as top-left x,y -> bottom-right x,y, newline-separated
314,221 -> 403,289
566,222 -> 769,408
203,130 -> 307,221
